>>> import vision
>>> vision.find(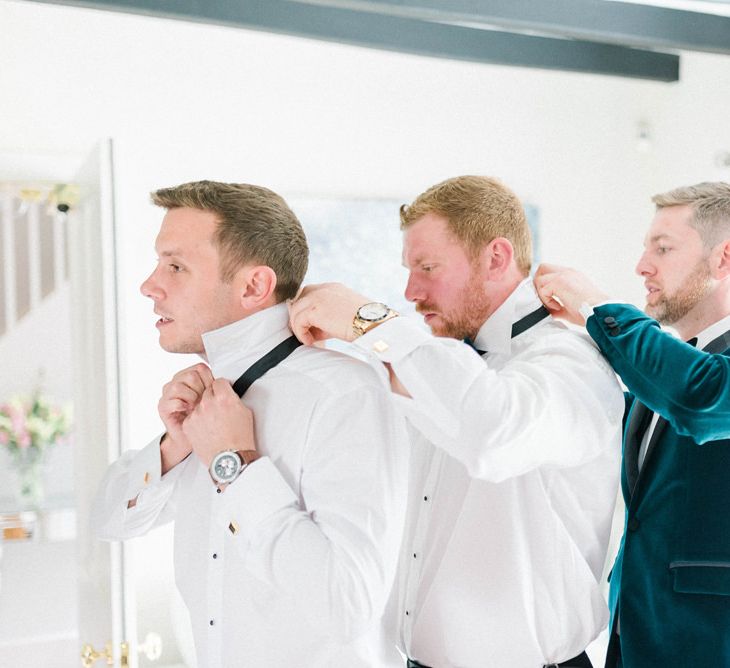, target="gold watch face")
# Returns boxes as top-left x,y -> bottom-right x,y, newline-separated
358,302 -> 389,322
